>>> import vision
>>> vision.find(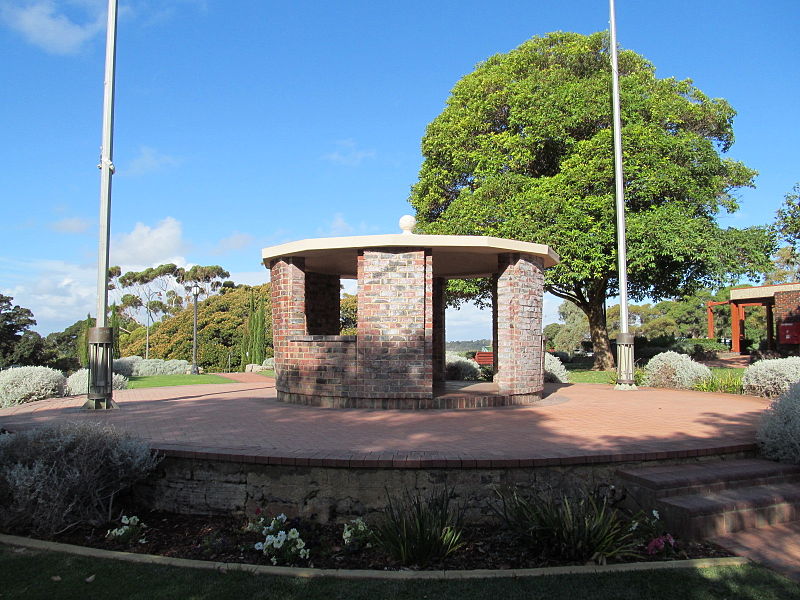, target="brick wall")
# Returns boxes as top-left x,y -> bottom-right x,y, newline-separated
278,335 -> 357,407
775,290 -> 800,349
494,253 -> 544,400
270,257 -> 307,396
356,248 -> 433,399
306,272 -> 340,335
